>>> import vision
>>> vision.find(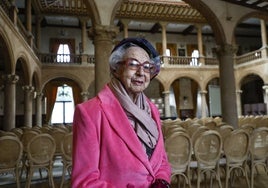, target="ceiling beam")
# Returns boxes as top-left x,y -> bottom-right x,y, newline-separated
150,23 -> 161,34
220,0 -> 268,12
182,25 -> 195,35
